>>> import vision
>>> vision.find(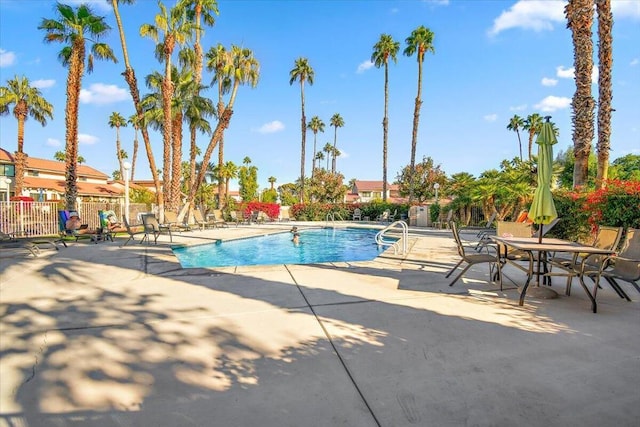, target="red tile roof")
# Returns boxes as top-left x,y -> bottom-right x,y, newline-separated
23,177 -> 122,197
354,180 -> 399,191
1,148 -> 108,179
